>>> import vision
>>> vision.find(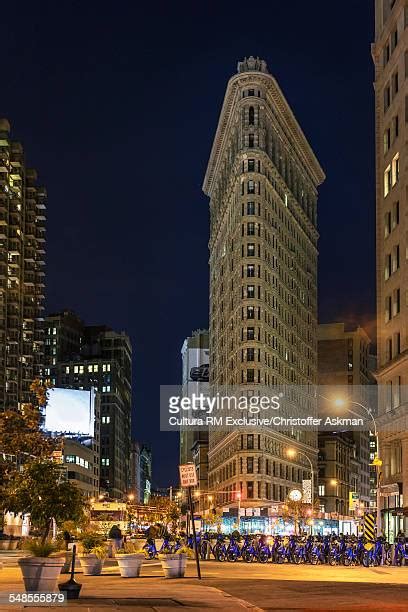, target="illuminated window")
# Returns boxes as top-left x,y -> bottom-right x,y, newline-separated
74,365 -> 79,373
318,484 -> 325,496
247,243 -> 255,256
101,458 -> 110,466
65,366 -> 70,374
384,164 -> 392,196
101,416 -> 111,424
392,153 -> 400,185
